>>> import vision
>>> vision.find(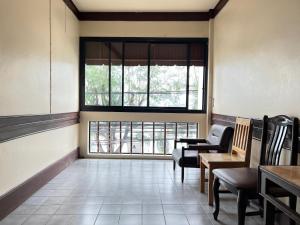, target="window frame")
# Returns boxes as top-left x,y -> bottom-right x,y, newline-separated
80,37 -> 208,114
